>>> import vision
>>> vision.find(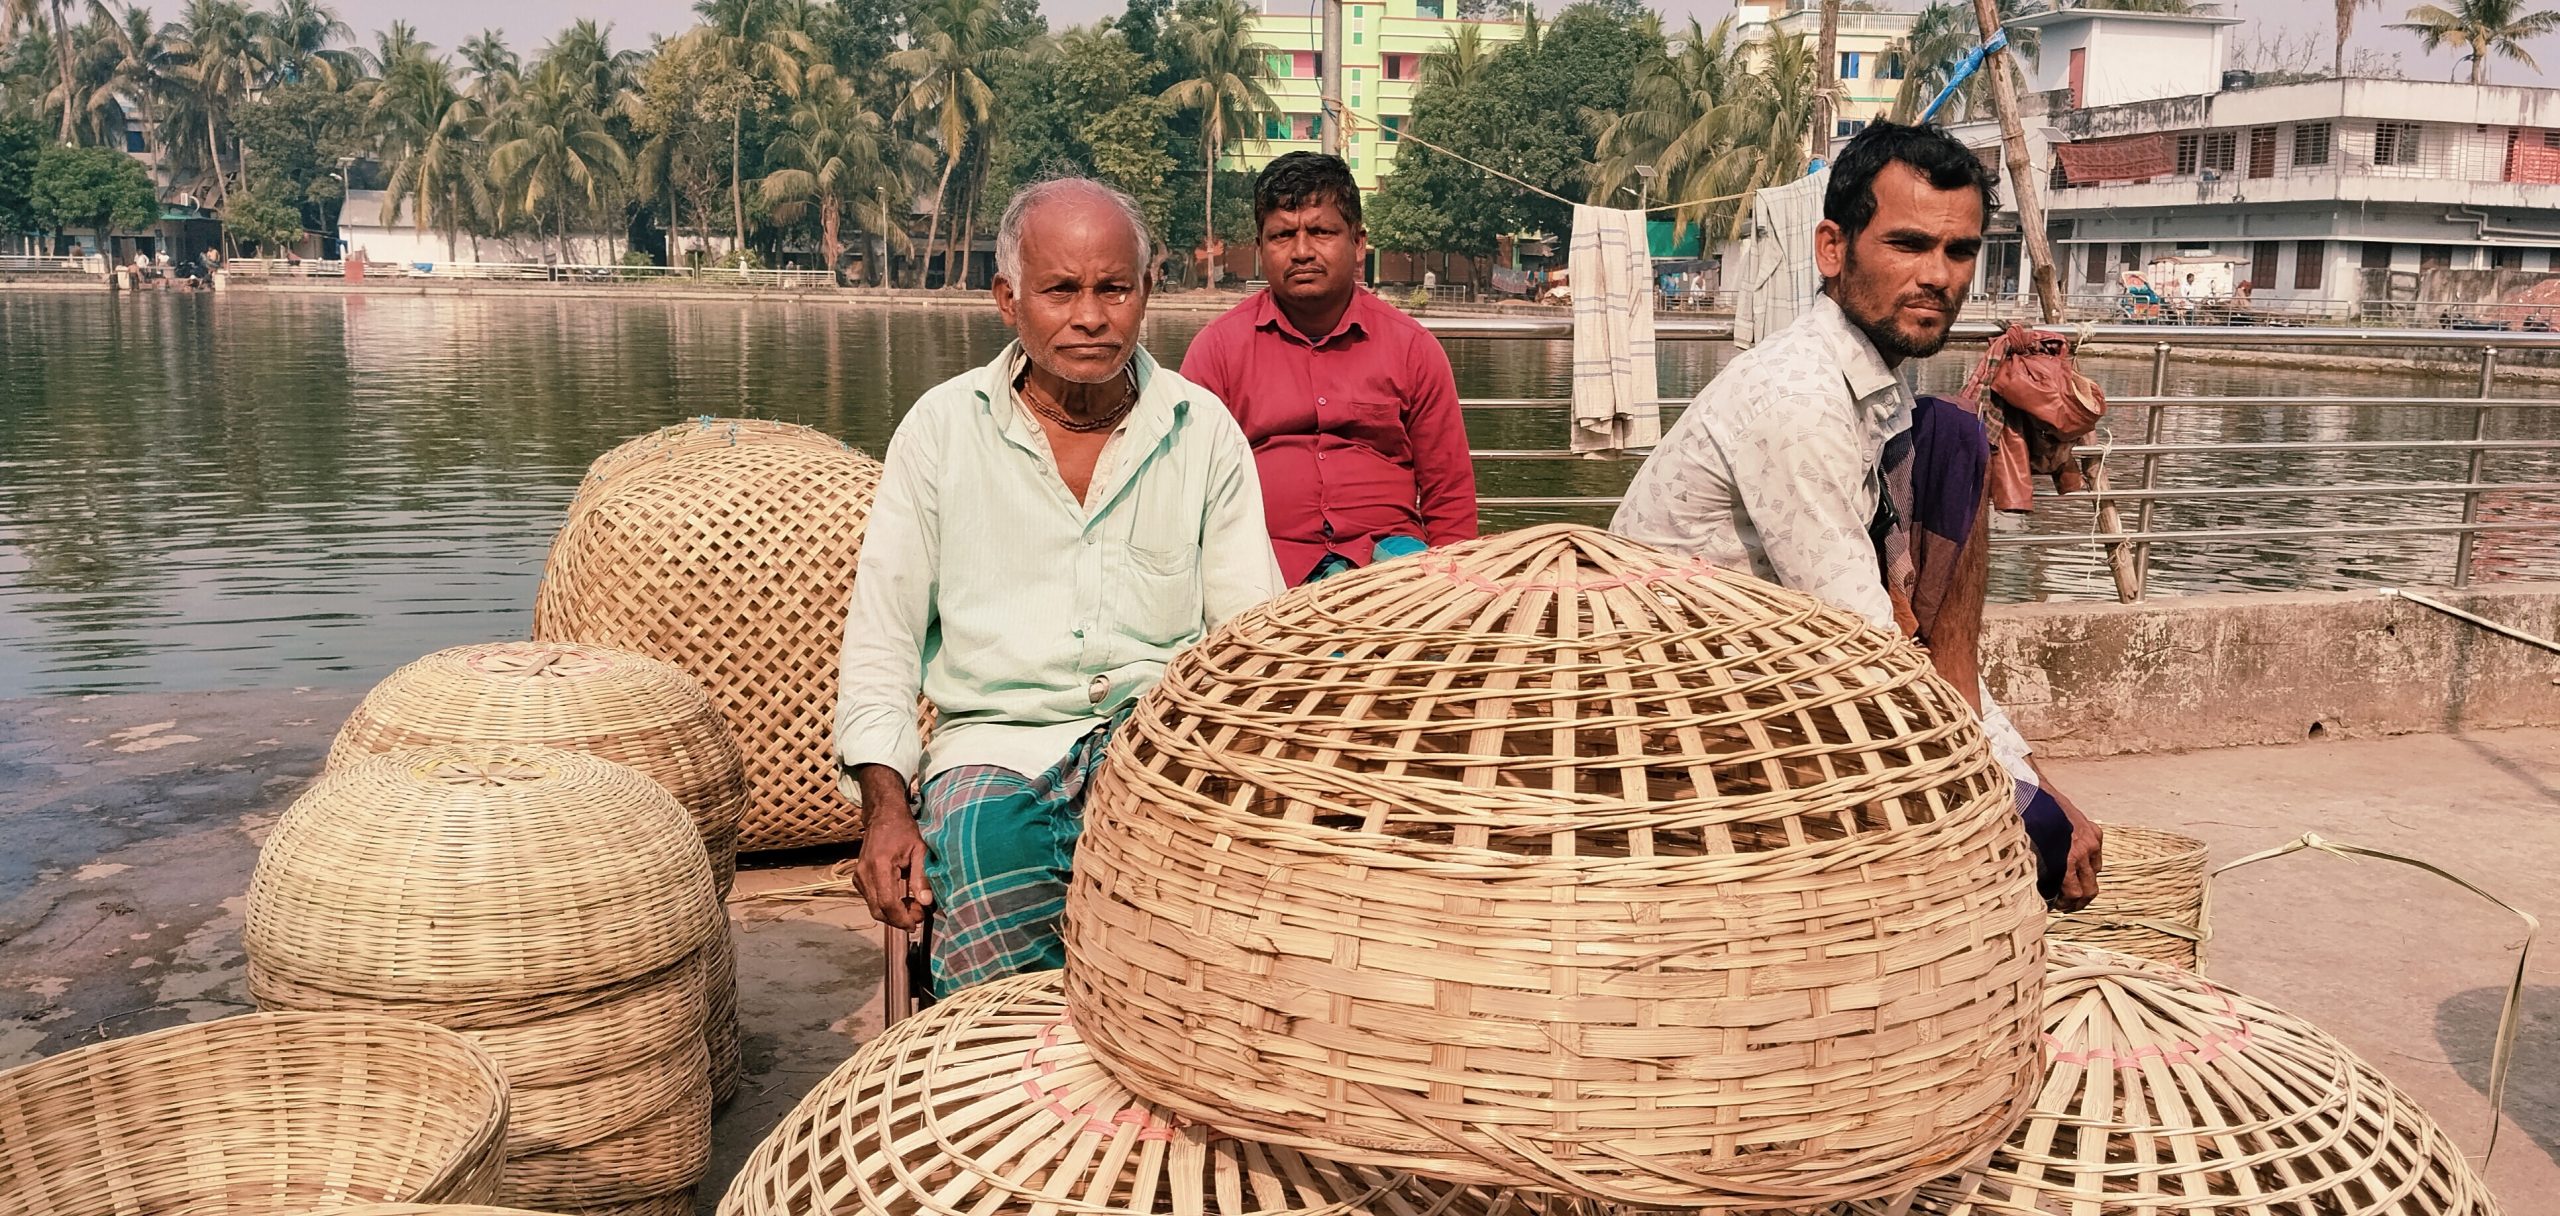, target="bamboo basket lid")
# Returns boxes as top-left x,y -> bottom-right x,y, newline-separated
247,744 -> 722,1002
1065,525 -> 2046,1209
2048,824 -> 2209,969
503,1067 -> 715,1210
719,970 -> 1547,1216
329,641 -> 748,893
568,417 -> 856,518
1906,944 -> 2498,1215
533,436 -> 884,852
0,1011 -> 511,1216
